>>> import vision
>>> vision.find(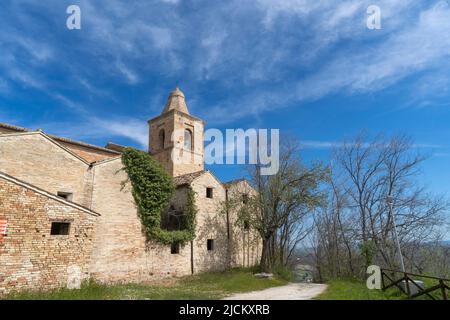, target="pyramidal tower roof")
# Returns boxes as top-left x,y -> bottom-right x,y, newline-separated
162,86 -> 189,114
